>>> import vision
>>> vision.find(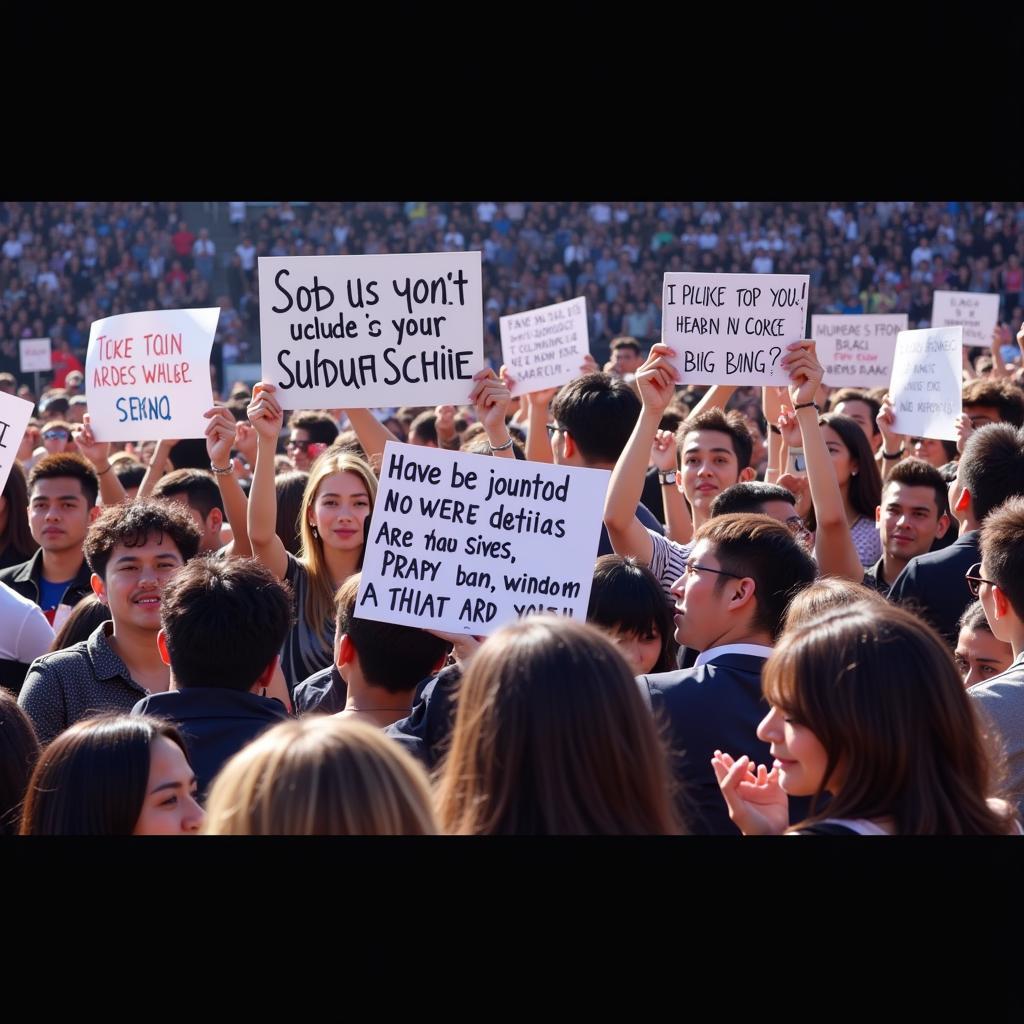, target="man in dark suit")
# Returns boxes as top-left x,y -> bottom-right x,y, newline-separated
889,423 -> 1024,647
638,513 -> 817,835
